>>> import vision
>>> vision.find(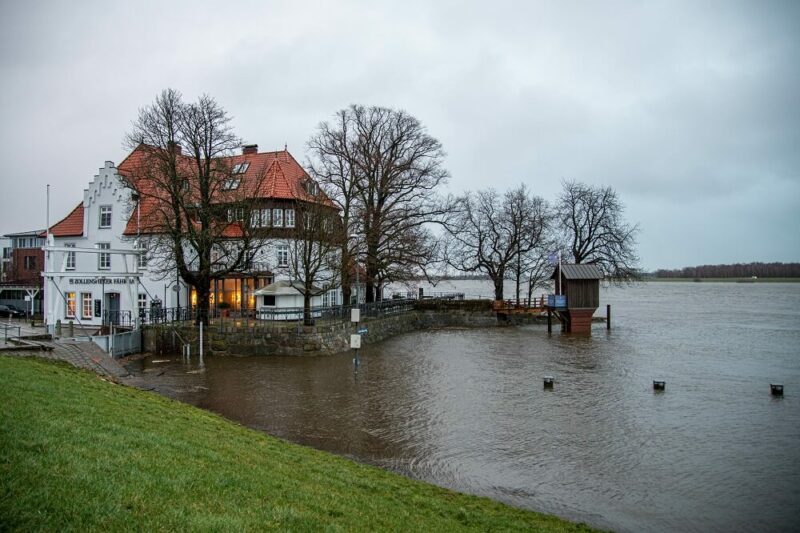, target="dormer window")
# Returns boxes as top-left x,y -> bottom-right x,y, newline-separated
232,162 -> 250,174
305,180 -> 319,195
222,178 -> 241,190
